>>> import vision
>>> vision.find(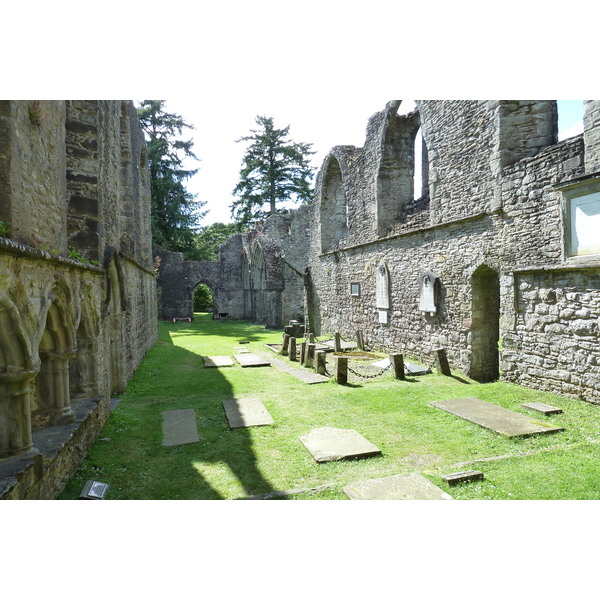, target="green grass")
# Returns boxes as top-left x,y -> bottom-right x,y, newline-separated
59,313 -> 600,500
